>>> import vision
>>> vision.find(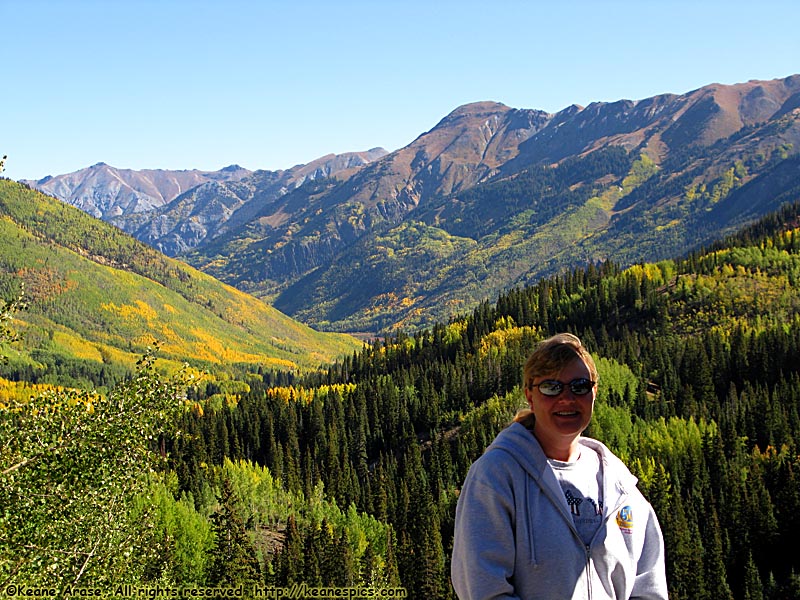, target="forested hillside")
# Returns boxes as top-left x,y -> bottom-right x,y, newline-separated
5,197 -> 800,598
164,200 -> 800,598
0,179 -> 361,394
